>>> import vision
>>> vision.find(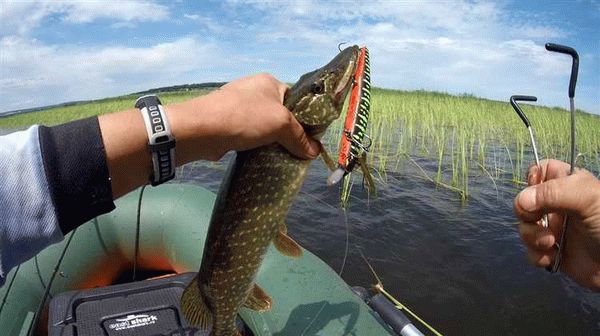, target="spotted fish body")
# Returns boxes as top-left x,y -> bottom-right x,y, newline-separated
181,46 -> 359,336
